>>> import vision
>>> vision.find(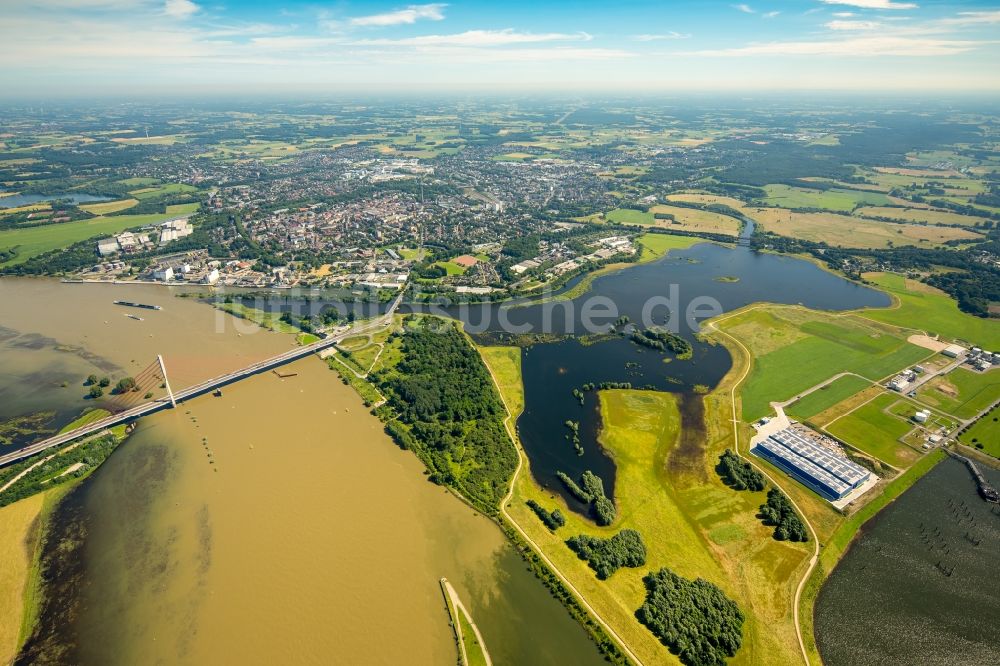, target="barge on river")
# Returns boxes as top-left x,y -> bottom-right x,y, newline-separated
113,300 -> 162,311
